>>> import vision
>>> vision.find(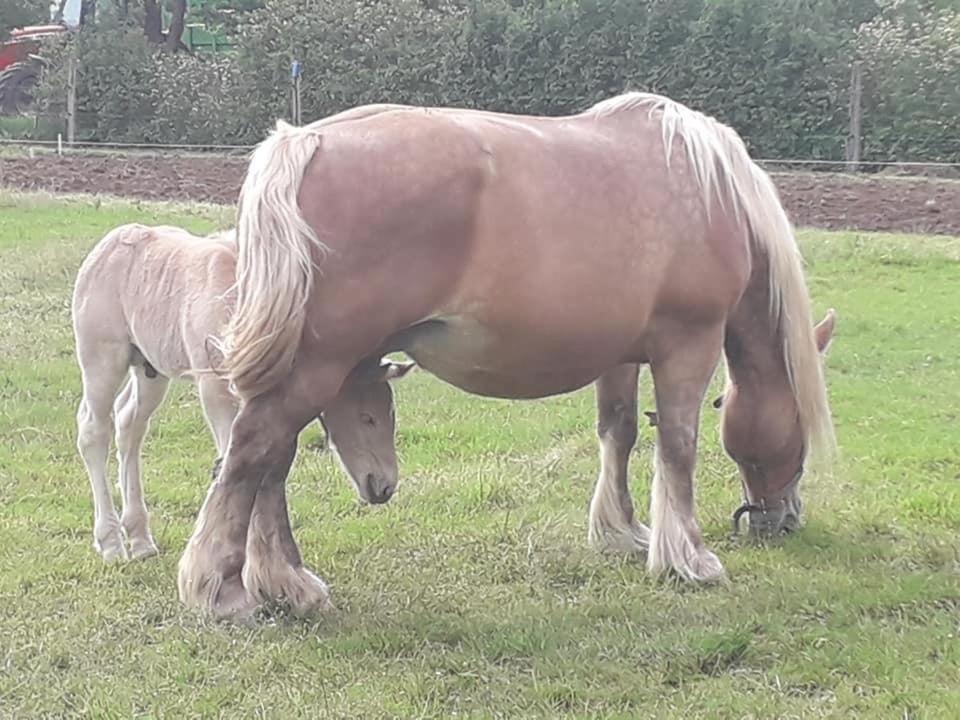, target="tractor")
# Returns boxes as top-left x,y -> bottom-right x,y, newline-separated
0,2 -> 233,116
0,24 -> 67,115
